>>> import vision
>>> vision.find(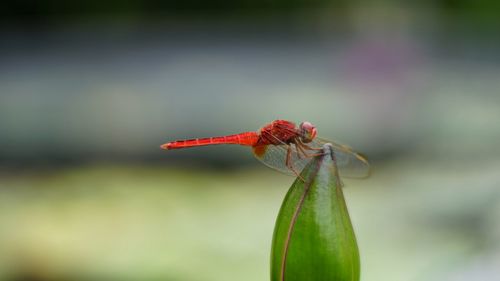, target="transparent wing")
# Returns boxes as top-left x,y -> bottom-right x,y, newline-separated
311,137 -> 371,178
251,137 -> 370,179
252,144 -> 310,176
